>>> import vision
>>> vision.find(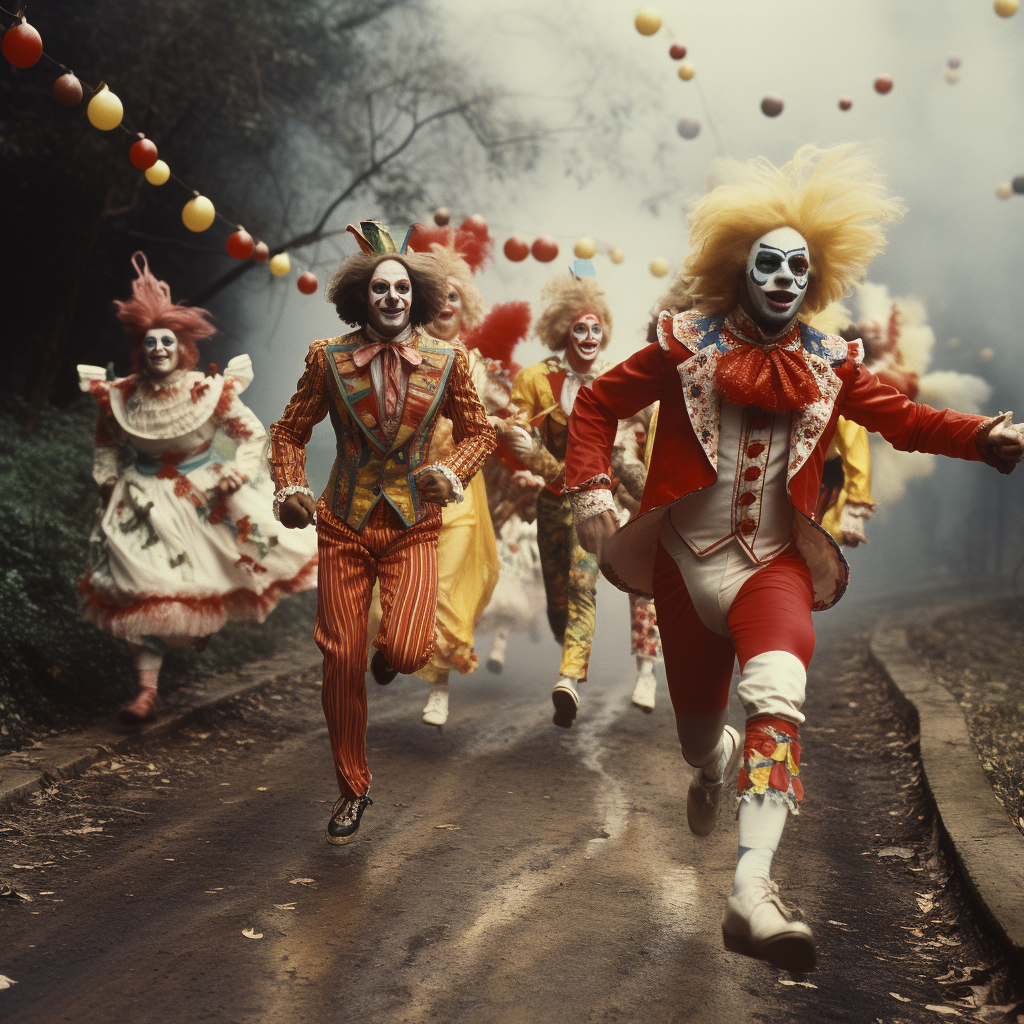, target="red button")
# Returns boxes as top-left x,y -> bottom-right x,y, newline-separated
744,466 -> 762,481
739,518 -> 757,535
751,414 -> 770,429
747,442 -> 765,458
737,492 -> 756,506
